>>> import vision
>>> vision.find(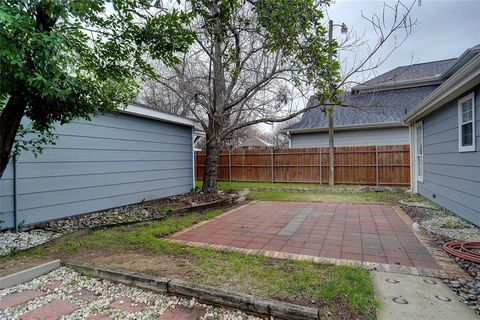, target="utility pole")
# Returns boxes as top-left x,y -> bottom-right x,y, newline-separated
327,20 -> 335,187
326,20 -> 347,187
